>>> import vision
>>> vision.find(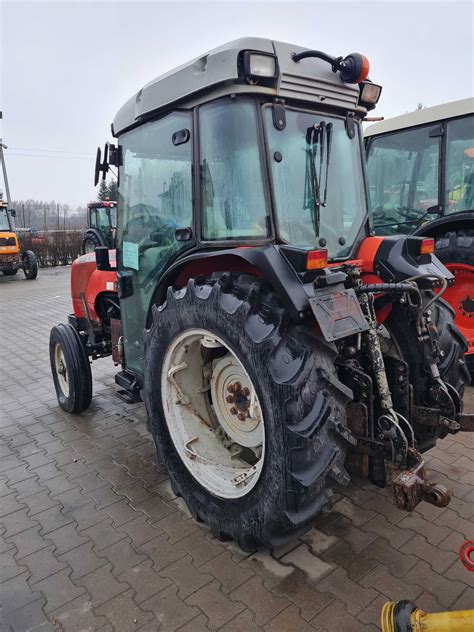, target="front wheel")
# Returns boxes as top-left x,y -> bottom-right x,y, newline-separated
144,274 -> 352,550
49,324 -> 92,413
22,250 -> 38,280
82,232 -> 102,254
